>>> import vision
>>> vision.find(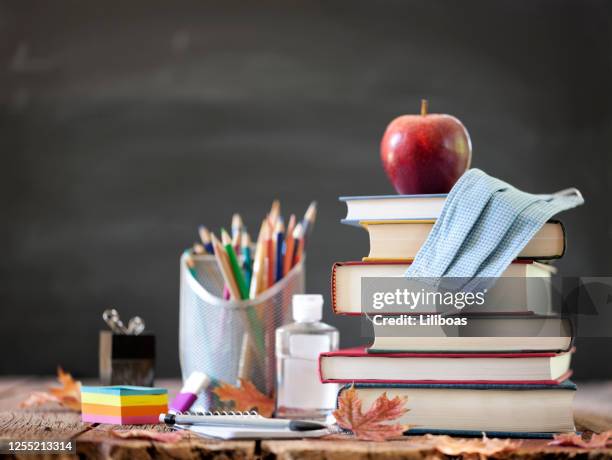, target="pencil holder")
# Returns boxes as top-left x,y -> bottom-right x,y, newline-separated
178,253 -> 305,410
